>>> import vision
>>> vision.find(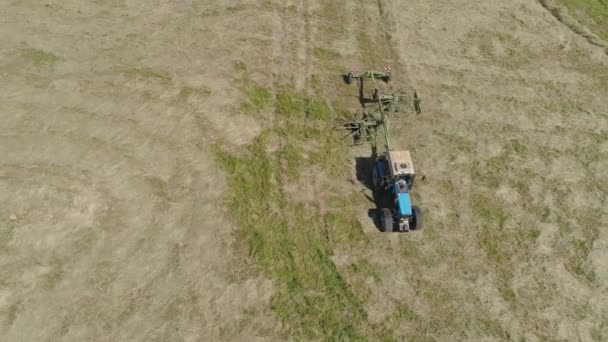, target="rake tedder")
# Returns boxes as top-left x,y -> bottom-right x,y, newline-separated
338,67 -> 423,232
338,67 -> 421,147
